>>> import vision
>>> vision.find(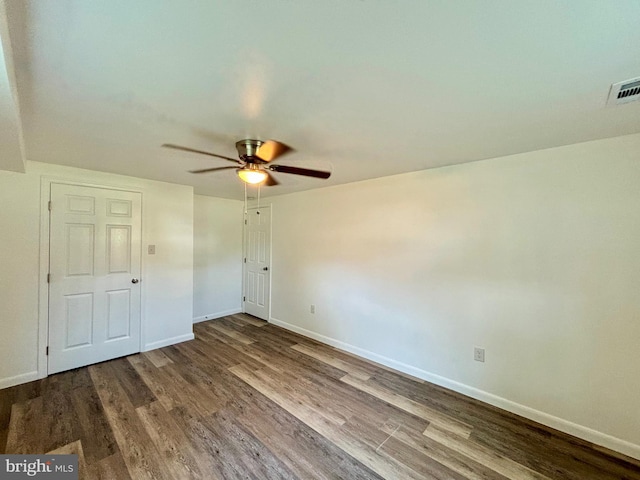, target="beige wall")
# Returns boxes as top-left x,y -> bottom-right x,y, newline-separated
0,168 -> 40,382
268,133 -> 640,458
193,195 -> 243,321
0,161 -> 194,387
